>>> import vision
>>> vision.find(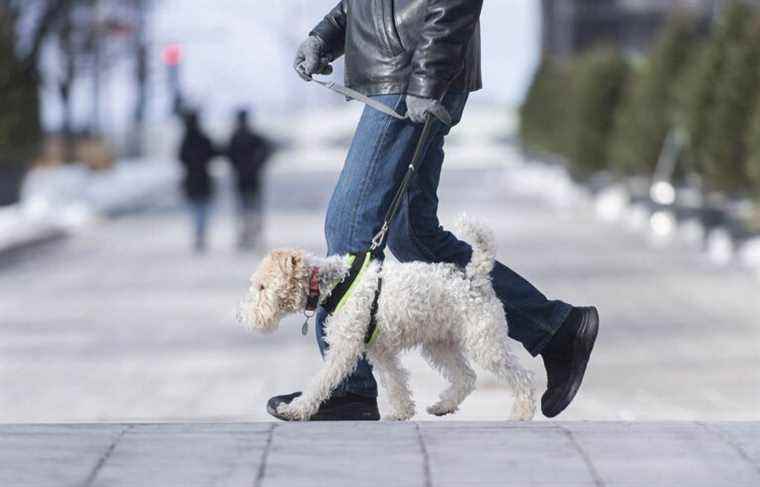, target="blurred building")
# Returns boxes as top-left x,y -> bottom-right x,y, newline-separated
541,0 -> 719,59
